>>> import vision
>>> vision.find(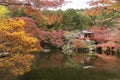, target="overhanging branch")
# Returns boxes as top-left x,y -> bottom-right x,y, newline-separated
0,2 -> 31,6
